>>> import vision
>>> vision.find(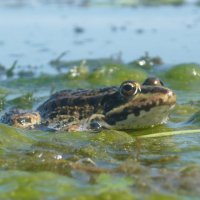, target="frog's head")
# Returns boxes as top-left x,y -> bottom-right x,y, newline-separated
104,78 -> 176,129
